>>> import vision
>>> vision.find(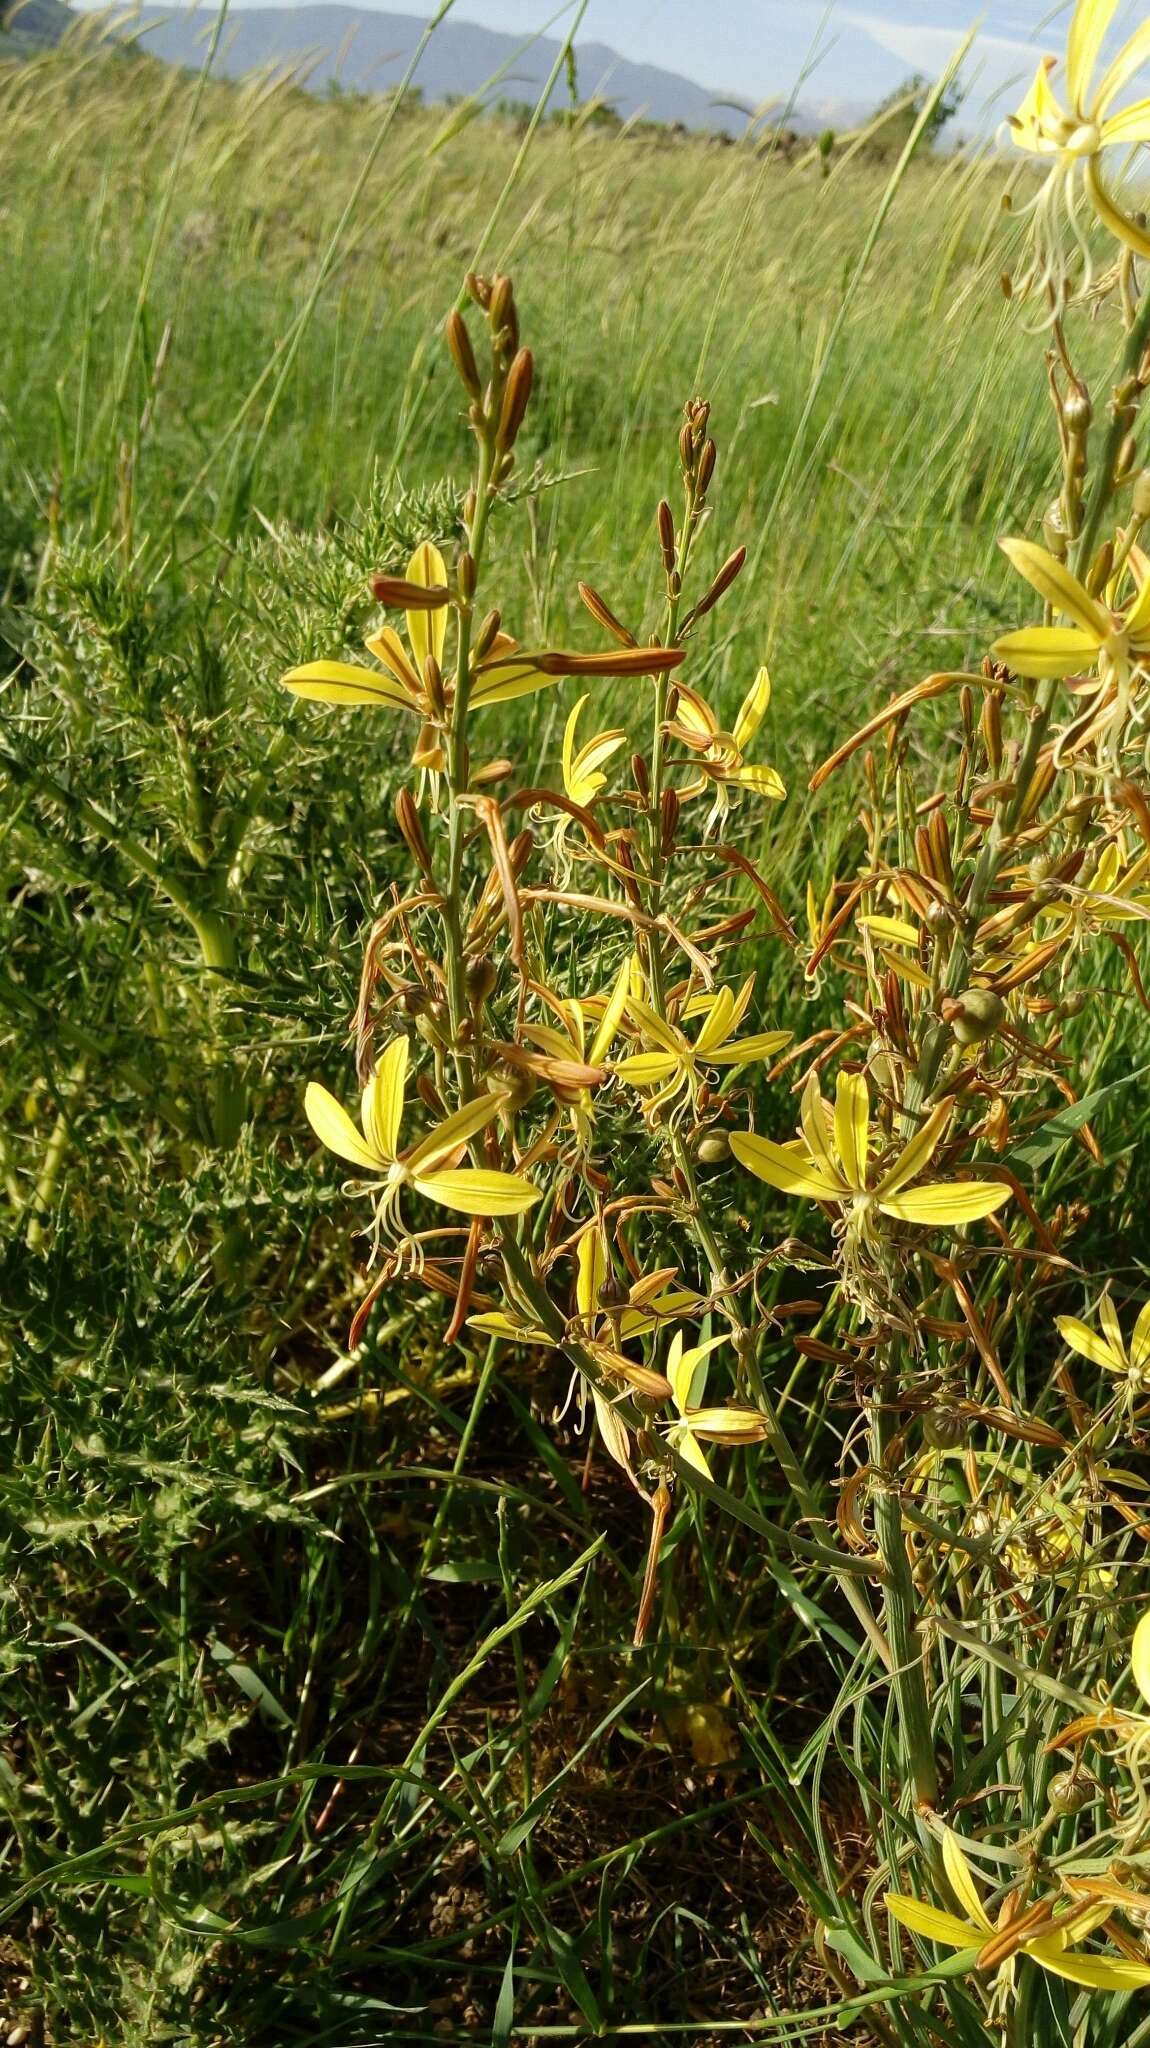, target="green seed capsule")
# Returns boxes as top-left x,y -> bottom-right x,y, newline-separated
1048,1770 -> 1094,1816
922,1405 -> 966,1451
950,987 -> 1006,1046
696,1130 -> 731,1164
